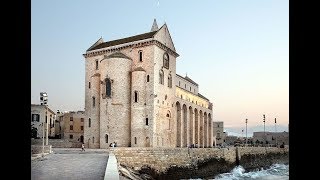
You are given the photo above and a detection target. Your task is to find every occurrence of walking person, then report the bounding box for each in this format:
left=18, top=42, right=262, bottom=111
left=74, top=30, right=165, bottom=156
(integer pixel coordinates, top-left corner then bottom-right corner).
left=81, top=143, right=85, bottom=151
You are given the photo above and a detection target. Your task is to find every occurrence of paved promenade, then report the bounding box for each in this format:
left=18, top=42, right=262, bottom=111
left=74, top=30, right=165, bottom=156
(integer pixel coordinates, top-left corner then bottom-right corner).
left=31, top=148, right=109, bottom=180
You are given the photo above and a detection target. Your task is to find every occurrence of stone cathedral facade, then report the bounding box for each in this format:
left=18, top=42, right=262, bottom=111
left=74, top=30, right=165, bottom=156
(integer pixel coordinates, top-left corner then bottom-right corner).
left=83, top=20, right=213, bottom=149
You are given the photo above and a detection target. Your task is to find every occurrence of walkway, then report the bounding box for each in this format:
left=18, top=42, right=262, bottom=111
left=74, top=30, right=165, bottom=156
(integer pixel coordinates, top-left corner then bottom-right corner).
left=31, top=148, right=109, bottom=180
left=104, top=152, right=120, bottom=180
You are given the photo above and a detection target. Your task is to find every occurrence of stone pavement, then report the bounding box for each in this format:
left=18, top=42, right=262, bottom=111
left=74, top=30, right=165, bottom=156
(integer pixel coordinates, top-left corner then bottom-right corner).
left=31, top=148, right=109, bottom=180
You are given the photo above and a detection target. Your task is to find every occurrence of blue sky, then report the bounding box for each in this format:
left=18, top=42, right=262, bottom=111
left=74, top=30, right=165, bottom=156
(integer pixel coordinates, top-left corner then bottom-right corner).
left=31, top=0, right=289, bottom=135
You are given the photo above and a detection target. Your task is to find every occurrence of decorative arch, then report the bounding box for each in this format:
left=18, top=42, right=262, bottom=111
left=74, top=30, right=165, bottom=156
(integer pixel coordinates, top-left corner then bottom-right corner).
left=182, top=104, right=187, bottom=147
left=194, top=108, right=198, bottom=146
left=199, top=110, right=203, bottom=147
left=189, top=106, right=193, bottom=145
left=208, top=113, right=212, bottom=147
left=204, top=112, right=208, bottom=147
left=176, top=102, right=181, bottom=147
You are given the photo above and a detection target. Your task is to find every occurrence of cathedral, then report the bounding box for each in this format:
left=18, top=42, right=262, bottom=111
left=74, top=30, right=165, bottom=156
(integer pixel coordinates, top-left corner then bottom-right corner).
left=83, top=19, right=213, bottom=148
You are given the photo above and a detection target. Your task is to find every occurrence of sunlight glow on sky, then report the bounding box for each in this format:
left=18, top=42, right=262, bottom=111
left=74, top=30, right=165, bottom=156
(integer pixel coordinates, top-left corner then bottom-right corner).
left=31, top=0, right=289, bottom=133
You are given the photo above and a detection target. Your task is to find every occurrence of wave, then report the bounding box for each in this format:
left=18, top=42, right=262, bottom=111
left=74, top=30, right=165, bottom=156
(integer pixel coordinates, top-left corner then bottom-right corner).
left=213, top=164, right=289, bottom=180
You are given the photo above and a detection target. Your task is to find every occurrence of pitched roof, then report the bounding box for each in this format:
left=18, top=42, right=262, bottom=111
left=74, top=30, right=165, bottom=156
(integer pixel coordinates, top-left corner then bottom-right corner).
left=87, top=31, right=158, bottom=51
left=185, top=75, right=198, bottom=86
left=176, top=74, right=198, bottom=86
left=198, top=93, right=209, bottom=101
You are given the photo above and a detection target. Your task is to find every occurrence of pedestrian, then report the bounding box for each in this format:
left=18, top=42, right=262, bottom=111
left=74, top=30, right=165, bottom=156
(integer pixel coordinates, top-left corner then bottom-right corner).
left=81, top=143, right=85, bottom=151
left=111, top=142, right=115, bottom=148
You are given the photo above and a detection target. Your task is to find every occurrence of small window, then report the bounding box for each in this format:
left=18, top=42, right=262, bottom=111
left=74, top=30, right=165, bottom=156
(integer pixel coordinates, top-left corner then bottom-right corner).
left=81, top=126, right=84, bottom=130
left=70, top=134, right=73, bottom=139
left=166, top=114, right=170, bottom=117
left=134, top=91, right=138, bottom=102
left=139, top=51, right=143, bottom=62
left=81, top=118, right=84, bottom=122
left=106, top=78, right=111, bottom=97
left=168, top=74, right=172, bottom=88
left=92, top=137, right=94, bottom=143
left=89, top=118, right=91, bottom=127
left=194, top=89, right=195, bottom=93
left=147, top=75, right=149, bottom=82
left=180, top=95, right=183, bottom=99
left=45, top=116, right=47, bottom=123
left=159, top=70, right=164, bottom=84
left=190, top=87, right=191, bottom=91
left=32, top=114, right=40, bottom=122
left=105, top=134, right=108, bottom=143
left=185, top=84, right=186, bottom=88
left=70, top=117, right=73, bottom=121
left=179, top=81, right=180, bottom=86
left=134, top=137, right=137, bottom=144
left=70, top=125, right=73, bottom=130
left=95, top=60, right=99, bottom=70
left=163, top=53, right=169, bottom=69
left=146, top=118, right=149, bottom=126
left=89, top=82, right=91, bottom=89
left=92, top=97, right=95, bottom=107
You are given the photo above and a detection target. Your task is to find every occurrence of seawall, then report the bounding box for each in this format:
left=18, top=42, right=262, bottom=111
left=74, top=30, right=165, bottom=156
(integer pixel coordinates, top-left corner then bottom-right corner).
left=112, top=147, right=289, bottom=179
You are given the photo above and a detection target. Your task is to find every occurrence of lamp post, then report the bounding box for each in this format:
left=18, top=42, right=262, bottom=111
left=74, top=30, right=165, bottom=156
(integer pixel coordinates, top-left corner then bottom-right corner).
left=41, top=122, right=44, bottom=157
left=275, top=118, right=277, bottom=146
left=263, top=114, right=266, bottom=146
left=40, top=92, right=48, bottom=155
left=245, top=119, right=248, bottom=146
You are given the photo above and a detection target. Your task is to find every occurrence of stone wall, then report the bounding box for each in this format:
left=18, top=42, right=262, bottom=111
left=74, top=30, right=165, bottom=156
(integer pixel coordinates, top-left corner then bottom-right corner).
left=31, top=145, right=52, bottom=154
left=112, top=147, right=289, bottom=179
left=31, top=139, right=82, bottom=148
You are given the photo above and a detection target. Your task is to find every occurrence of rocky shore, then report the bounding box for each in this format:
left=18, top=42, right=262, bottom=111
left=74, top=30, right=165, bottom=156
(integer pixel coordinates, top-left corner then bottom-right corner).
left=113, top=147, right=289, bottom=180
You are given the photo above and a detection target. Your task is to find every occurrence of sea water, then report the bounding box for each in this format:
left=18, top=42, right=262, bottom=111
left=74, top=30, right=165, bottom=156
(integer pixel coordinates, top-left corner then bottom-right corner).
left=213, top=164, right=289, bottom=180
left=188, top=164, right=289, bottom=180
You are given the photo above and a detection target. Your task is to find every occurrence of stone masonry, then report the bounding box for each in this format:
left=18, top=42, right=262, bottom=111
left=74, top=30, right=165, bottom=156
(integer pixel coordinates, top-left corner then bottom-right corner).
left=83, top=19, right=214, bottom=148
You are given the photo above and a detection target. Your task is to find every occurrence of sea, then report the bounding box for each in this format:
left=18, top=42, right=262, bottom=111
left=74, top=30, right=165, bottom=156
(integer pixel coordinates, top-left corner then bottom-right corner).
left=190, top=164, right=289, bottom=180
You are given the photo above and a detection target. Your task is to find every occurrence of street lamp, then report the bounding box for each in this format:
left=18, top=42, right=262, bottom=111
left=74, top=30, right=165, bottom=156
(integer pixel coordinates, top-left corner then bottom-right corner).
left=263, top=114, right=266, bottom=146
left=275, top=118, right=277, bottom=146
left=40, top=92, right=48, bottom=155
left=245, top=119, right=248, bottom=146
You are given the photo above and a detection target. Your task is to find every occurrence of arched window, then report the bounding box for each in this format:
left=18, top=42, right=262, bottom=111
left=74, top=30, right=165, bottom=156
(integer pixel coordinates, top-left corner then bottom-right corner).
left=139, top=51, right=143, bottom=62
left=147, top=75, right=149, bottom=82
left=106, top=78, right=111, bottom=97
left=92, top=97, right=95, bottom=107
left=159, top=70, right=164, bottom=84
left=168, top=74, right=172, bottom=88
left=134, top=91, right=138, bottom=102
left=146, top=118, right=149, bottom=126
left=88, top=118, right=91, bottom=127
left=163, top=53, right=169, bottom=69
